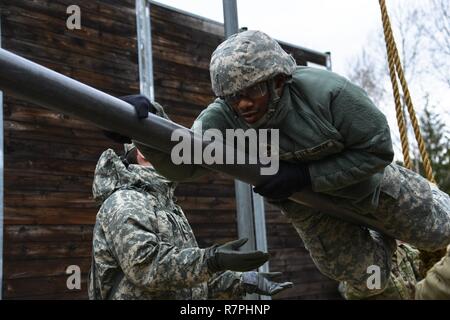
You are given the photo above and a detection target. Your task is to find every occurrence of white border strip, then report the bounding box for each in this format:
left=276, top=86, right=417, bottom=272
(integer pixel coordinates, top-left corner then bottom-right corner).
left=0, top=8, right=4, bottom=300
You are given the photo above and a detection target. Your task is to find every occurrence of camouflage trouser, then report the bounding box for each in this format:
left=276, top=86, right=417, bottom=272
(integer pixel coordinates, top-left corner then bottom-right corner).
left=339, top=243, right=423, bottom=300
left=276, top=164, right=450, bottom=296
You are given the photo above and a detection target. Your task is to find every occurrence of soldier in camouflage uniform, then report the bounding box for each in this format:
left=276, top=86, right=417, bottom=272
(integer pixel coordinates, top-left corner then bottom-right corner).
left=88, top=141, right=293, bottom=300
left=128, top=30, right=450, bottom=299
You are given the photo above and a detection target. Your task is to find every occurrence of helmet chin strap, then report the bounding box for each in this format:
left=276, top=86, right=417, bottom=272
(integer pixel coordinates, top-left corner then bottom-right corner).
left=246, top=79, right=281, bottom=129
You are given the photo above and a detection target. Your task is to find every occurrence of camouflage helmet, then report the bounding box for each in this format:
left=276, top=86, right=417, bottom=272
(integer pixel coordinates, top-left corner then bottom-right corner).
left=210, top=30, right=297, bottom=97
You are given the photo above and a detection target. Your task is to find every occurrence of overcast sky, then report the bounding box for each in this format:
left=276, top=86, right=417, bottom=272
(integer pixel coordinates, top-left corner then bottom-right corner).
left=153, top=0, right=382, bottom=75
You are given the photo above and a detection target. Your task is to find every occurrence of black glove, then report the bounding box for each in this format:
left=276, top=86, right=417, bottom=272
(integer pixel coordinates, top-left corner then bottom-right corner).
left=120, top=94, right=157, bottom=119
left=102, top=95, right=156, bottom=143
left=253, top=161, right=311, bottom=200
left=205, top=238, right=269, bottom=273
left=241, top=271, right=293, bottom=296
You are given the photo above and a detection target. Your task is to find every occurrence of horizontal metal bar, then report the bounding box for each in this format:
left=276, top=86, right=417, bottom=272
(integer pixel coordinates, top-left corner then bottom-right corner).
left=0, top=48, right=393, bottom=237
left=0, top=48, right=263, bottom=180
left=278, top=39, right=330, bottom=61
left=150, top=0, right=224, bottom=29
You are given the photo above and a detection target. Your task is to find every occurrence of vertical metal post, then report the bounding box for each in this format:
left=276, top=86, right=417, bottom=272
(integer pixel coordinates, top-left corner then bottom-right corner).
left=0, top=9, right=4, bottom=300
left=234, top=180, right=256, bottom=257
left=136, top=0, right=155, bottom=102
left=223, top=0, right=239, bottom=38
left=325, top=51, right=332, bottom=71
left=253, top=193, right=271, bottom=300
left=223, top=0, right=255, bottom=252
left=223, top=0, right=269, bottom=300
left=253, top=193, right=268, bottom=263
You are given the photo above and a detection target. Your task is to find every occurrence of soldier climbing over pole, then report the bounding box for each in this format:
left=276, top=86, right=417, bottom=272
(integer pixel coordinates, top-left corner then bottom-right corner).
left=124, top=30, right=450, bottom=299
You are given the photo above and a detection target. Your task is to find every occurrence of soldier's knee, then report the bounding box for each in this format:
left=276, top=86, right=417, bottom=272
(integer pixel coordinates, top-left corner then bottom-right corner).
left=424, top=186, right=450, bottom=251
left=396, top=189, right=450, bottom=252
left=363, top=264, right=391, bottom=294
left=318, top=254, right=391, bottom=289
left=414, top=221, right=450, bottom=252
left=339, top=267, right=392, bottom=299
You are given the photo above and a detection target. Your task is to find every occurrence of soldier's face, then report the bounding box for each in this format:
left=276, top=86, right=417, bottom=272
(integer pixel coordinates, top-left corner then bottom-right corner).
left=227, top=81, right=270, bottom=124
left=225, top=76, right=286, bottom=124
left=232, top=92, right=270, bottom=124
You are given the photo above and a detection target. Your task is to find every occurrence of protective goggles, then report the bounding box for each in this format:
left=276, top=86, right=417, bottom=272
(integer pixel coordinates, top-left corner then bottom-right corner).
left=221, top=81, right=268, bottom=107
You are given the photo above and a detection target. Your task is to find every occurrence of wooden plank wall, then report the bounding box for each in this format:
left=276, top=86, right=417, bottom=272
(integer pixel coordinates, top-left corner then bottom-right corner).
left=1, top=0, right=138, bottom=299
left=1, top=0, right=340, bottom=299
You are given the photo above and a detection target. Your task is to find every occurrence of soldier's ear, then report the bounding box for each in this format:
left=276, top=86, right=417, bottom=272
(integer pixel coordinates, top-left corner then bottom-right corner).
left=136, top=148, right=146, bottom=161
left=136, top=148, right=152, bottom=167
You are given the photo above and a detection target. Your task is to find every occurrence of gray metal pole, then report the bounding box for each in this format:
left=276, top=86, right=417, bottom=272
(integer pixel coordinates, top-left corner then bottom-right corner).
left=253, top=193, right=268, bottom=265
left=0, top=48, right=264, bottom=180
left=223, top=0, right=270, bottom=300
left=252, top=192, right=271, bottom=300
left=223, top=0, right=239, bottom=38
left=0, top=48, right=395, bottom=239
left=222, top=0, right=256, bottom=253
left=222, top=0, right=256, bottom=252
left=136, top=0, right=155, bottom=102
left=234, top=181, right=256, bottom=252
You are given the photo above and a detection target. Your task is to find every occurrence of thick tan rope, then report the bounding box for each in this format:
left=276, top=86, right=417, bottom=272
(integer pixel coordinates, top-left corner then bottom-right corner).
left=379, top=0, right=442, bottom=277
left=379, top=2, right=412, bottom=170
left=379, top=0, right=436, bottom=183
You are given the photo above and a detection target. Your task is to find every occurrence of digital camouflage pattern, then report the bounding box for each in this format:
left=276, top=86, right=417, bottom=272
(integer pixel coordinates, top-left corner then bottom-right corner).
left=88, top=149, right=244, bottom=299
left=210, top=30, right=296, bottom=97
left=416, top=244, right=450, bottom=299
left=276, top=162, right=450, bottom=296
left=373, top=165, right=450, bottom=252
left=339, top=243, right=423, bottom=300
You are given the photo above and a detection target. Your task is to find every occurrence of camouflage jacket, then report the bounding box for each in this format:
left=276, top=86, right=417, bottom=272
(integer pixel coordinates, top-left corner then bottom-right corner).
left=138, top=67, right=394, bottom=211
left=88, top=149, right=243, bottom=300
